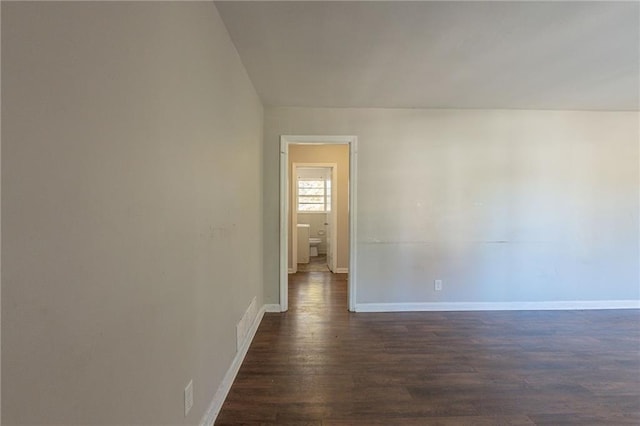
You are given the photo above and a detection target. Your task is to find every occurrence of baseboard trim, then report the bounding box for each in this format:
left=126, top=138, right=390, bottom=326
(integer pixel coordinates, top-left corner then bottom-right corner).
left=288, top=268, right=295, bottom=274
left=200, top=304, right=267, bottom=426
left=334, top=268, right=349, bottom=273
left=355, top=300, right=640, bottom=313
left=264, top=304, right=282, bottom=313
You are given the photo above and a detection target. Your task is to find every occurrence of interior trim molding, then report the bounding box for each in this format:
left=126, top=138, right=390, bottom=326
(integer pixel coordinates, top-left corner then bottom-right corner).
left=200, top=303, right=267, bottom=426
left=264, top=304, right=282, bottom=313
left=288, top=268, right=295, bottom=274
left=280, top=135, right=358, bottom=312
left=355, top=300, right=640, bottom=312
left=334, top=268, right=349, bottom=273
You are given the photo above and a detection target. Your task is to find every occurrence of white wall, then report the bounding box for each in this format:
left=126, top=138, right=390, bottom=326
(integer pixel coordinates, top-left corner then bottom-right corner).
left=2, top=2, right=263, bottom=424
left=264, top=107, right=639, bottom=306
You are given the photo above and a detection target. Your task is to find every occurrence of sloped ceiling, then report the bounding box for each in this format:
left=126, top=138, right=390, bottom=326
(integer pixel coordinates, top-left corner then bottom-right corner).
left=215, top=1, right=639, bottom=110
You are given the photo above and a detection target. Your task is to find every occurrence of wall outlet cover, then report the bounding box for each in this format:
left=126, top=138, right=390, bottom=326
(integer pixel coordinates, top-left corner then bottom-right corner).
left=435, top=280, right=443, bottom=291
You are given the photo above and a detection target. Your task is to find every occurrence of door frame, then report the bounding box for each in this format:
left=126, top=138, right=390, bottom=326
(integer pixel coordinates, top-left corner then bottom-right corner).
left=291, top=163, right=338, bottom=273
left=280, top=135, right=358, bottom=312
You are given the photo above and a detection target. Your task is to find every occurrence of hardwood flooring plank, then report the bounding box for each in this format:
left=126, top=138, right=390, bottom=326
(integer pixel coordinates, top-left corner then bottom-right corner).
left=323, top=415, right=536, bottom=426
left=215, top=270, right=640, bottom=424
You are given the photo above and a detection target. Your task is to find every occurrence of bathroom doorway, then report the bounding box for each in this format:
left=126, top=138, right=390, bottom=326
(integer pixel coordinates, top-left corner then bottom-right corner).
left=292, top=165, right=336, bottom=273
left=279, top=136, right=358, bottom=312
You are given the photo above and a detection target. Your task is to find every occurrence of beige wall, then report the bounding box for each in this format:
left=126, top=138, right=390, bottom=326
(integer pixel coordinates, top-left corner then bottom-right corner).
left=289, top=145, right=350, bottom=271
left=264, top=107, right=639, bottom=306
left=2, top=2, right=263, bottom=424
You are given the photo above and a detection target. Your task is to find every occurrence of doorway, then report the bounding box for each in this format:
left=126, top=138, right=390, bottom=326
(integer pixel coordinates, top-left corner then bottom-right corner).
left=279, top=135, right=358, bottom=312
left=291, top=165, right=336, bottom=273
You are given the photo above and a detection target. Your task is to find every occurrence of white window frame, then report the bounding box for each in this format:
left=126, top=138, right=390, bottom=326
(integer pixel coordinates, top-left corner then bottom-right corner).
left=296, top=174, right=331, bottom=213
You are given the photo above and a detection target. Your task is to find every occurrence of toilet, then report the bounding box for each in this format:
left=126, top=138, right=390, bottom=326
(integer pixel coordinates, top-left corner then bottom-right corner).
left=309, top=238, right=322, bottom=257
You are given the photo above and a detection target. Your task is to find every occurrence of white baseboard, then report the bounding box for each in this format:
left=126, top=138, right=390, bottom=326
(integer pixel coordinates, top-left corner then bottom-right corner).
left=288, top=268, right=295, bottom=274
left=200, top=303, right=269, bottom=426
left=334, top=268, right=349, bottom=273
left=264, top=304, right=282, bottom=312
left=355, top=300, right=640, bottom=313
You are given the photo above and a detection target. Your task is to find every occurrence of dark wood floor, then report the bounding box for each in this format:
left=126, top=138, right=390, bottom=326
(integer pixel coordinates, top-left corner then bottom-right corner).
left=216, top=271, right=640, bottom=425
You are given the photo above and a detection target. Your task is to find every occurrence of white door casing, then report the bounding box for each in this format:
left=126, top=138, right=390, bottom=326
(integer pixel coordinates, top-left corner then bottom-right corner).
left=325, top=166, right=338, bottom=272
left=279, top=135, right=357, bottom=312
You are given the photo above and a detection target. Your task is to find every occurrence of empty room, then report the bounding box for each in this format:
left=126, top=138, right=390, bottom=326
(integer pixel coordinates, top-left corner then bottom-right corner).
left=2, top=1, right=639, bottom=425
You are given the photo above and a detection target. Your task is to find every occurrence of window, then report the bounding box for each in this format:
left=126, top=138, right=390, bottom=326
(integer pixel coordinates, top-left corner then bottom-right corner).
left=297, top=177, right=331, bottom=212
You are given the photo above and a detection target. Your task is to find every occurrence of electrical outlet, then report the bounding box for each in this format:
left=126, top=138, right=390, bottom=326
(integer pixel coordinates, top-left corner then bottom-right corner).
left=184, top=379, right=194, bottom=416
left=434, top=279, right=443, bottom=291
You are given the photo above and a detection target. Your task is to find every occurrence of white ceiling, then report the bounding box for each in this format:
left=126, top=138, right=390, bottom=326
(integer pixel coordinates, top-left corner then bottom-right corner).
left=215, top=1, right=639, bottom=110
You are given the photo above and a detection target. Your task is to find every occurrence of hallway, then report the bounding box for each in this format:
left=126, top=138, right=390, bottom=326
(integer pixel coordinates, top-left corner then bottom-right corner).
left=216, top=271, right=640, bottom=425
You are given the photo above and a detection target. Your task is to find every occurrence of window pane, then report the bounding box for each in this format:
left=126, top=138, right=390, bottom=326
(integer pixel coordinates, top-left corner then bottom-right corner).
left=299, top=196, right=324, bottom=204
left=298, top=180, right=325, bottom=189
left=297, top=177, right=329, bottom=212
left=298, top=204, right=324, bottom=212
left=298, top=188, right=324, bottom=196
